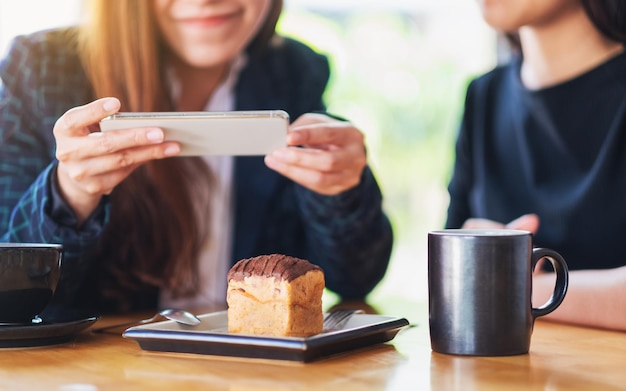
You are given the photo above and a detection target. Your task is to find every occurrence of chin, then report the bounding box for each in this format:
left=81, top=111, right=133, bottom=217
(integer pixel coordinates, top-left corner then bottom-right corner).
left=180, top=46, right=242, bottom=69
left=483, top=14, right=523, bottom=32
left=479, top=3, right=527, bottom=32
left=187, top=58, right=230, bottom=69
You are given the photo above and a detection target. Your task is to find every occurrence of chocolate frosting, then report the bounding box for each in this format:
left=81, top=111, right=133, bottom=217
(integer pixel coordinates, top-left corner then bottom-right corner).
left=228, top=254, right=322, bottom=282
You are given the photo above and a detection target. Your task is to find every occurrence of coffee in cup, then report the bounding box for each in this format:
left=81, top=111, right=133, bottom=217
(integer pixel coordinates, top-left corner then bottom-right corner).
left=0, top=243, right=62, bottom=324
left=428, top=229, right=568, bottom=356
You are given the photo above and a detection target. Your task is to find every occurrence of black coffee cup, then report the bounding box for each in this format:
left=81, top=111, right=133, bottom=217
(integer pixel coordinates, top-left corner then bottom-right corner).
left=428, top=229, right=568, bottom=356
left=0, top=243, right=62, bottom=324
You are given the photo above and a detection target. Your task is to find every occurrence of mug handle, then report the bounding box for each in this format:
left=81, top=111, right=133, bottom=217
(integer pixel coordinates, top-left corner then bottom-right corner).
left=531, top=248, right=569, bottom=318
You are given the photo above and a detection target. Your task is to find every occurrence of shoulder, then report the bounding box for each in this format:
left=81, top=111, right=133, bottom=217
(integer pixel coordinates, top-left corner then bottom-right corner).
left=466, top=62, right=513, bottom=99
left=267, top=36, right=329, bottom=75
left=465, top=57, right=519, bottom=105
left=0, top=28, right=81, bottom=78
left=456, top=60, right=518, bottom=147
left=238, top=36, right=330, bottom=115
left=0, top=28, right=89, bottom=121
left=254, top=35, right=328, bottom=65
left=248, top=36, right=329, bottom=86
left=1, top=27, right=84, bottom=94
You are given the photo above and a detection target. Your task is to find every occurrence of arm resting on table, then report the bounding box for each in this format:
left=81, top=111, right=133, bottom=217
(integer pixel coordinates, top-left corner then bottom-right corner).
left=533, top=265, right=626, bottom=331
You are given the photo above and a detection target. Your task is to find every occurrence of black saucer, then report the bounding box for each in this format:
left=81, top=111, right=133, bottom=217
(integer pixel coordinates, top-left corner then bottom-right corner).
left=0, top=307, right=99, bottom=348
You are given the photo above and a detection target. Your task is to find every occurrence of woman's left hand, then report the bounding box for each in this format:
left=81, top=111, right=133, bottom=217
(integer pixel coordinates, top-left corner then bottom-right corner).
left=462, top=213, right=540, bottom=234
left=264, top=113, right=367, bottom=195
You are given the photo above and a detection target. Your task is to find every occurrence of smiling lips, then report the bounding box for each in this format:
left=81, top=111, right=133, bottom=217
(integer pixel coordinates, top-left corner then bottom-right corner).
left=177, top=11, right=239, bottom=28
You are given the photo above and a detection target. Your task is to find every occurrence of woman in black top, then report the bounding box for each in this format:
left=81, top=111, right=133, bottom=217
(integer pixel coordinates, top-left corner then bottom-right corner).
left=446, top=0, right=626, bottom=330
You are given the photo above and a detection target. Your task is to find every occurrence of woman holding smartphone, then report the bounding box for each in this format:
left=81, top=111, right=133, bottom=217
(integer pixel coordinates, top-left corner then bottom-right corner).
left=446, top=0, right=626, bottom=330
left=0, top=0, right=392, bottom=313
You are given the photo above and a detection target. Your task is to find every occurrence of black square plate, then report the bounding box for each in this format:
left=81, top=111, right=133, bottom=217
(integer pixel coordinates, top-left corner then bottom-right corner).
left=123, top=311, right=409, bottom=362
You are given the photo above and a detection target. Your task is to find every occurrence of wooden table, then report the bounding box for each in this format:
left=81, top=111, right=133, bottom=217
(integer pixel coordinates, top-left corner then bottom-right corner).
left=1, top=302, right=625, bottom=391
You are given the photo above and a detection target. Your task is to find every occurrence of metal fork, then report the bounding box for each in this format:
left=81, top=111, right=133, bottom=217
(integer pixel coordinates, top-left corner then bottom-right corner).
left=323, top=308, right=364, bottom=331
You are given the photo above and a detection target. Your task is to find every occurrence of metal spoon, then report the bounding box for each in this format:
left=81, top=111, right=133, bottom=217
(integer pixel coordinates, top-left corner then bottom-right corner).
left=92, top=308, right=200, bottom=334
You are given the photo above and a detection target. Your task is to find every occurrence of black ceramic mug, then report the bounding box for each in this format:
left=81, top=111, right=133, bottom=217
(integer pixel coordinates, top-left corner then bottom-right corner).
left=428, top=229, right=568, bottom=356
left=0, top=243, right=62, bottom=324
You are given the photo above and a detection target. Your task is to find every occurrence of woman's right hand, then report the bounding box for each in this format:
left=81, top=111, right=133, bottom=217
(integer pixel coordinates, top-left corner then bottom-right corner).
left=53, top=97, right=180, bottom=226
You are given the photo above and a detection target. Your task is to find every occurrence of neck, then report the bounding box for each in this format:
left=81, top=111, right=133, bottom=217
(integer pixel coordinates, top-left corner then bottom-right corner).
left=519, top=6, right=624, bottom=89
left=170, top=58, right=229, bottom=111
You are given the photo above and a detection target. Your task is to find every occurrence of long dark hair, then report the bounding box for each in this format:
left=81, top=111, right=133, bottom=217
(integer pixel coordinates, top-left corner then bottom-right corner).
left=78, top=0, right=283, bottom=311
left=506, top=0, right=626, bottom=52
left=582, top=0, right=626, bottom=44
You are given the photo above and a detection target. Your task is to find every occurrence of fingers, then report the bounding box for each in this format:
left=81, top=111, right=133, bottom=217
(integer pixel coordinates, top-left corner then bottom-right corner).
left=57, top=127, right=177, bottom=162
left=55, top=96, right=177, bottom=161
left=52, top=98, right=182, bottom=223
left=287, top=114, right=364, bottom=148
left=67, top=165, right=136, bottom=197
left=54, top=97, right=120, bottom=138
left=461, top=214, right=541, bottom=234
left=266, top=114, right=368, bottom=195
left=57, top=138, right=180, bottom=199
left=62, top=142, right=180, bottom=186
left=289, top=112, right=334, bottom=127
left=265, top=148, right=362, bottom=195
left=462, top=218, right=506, bottom=229
left=268, top=145, right=363, bottom=172
left=505, top=213, right=540, bottom=233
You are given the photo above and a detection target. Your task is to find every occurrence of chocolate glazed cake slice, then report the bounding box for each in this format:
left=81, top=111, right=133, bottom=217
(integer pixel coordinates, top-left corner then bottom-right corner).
left=226, top=254, right=325, bottom=337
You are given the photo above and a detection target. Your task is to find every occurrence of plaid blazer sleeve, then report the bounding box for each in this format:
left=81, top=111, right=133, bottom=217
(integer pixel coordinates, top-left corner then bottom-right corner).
left=0, top=32, right=105, bottom=263
left=295, top=166, right=393, bottom=299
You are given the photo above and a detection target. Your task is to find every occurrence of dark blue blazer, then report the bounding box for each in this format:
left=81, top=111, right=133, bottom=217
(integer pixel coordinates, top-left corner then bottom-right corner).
left=0, top=29, right=392, bottom=311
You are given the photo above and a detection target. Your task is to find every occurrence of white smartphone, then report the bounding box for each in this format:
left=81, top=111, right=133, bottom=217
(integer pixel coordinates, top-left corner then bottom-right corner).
left=99, top=110, right=289, bottom=156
